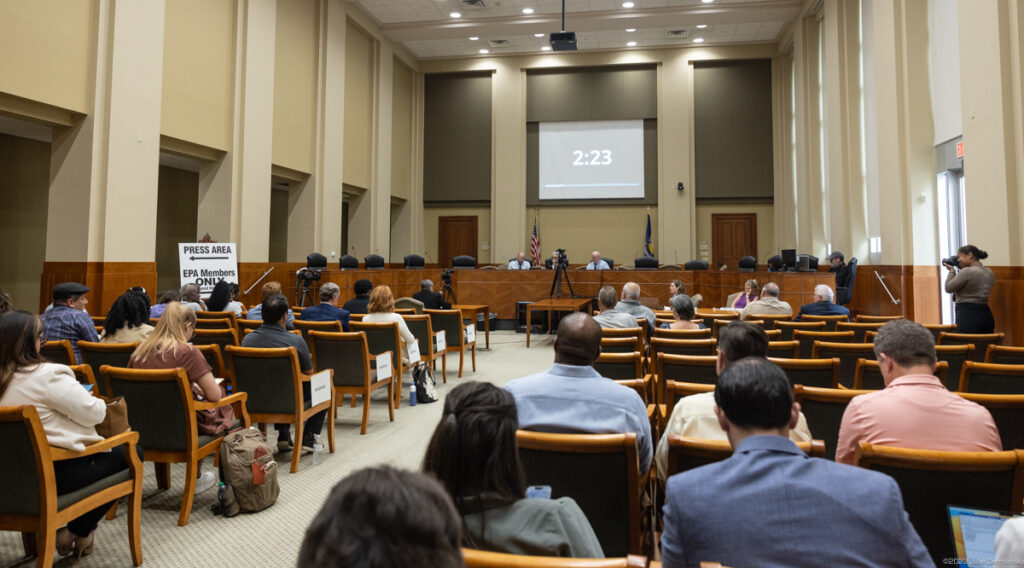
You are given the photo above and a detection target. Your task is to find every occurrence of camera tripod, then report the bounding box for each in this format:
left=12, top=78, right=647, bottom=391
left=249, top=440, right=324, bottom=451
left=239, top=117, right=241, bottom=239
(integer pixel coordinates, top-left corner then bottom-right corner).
left=549, top=262, right=577, bottom=298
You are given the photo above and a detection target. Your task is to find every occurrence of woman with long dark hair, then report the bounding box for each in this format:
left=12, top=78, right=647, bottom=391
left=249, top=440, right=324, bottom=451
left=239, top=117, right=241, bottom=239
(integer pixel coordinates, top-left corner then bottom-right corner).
left=944, top=244, right=996, bottom=333
left=0, top=311, right=134, bottom=558
left=205, top=280, right=236, bottom=315
left=100, top=290, right=154, bottom=343
left=422, top=381, right=602, bottom=557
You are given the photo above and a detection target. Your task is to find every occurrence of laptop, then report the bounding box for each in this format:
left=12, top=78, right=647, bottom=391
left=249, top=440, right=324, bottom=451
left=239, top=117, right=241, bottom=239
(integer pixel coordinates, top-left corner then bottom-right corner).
left=948, top=505, right=1017, bottom=566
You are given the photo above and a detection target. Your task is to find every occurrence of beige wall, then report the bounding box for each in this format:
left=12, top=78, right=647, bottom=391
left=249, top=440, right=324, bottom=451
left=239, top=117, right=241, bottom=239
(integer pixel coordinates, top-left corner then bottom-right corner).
left=0, top=133, right=50, bottom=310
left=523, top=206, right=659, bottom=268
left=272, top=0, right=318, bottom=173
left=155, top=166, right=199, bottom=292
left=391, top=60, right=413, bottom=201
left=0, top=0, right=95, bottom=114
left=343, top=20, right=375, bottom=189
left=424, top=206, right=492, bottom=264
left=161, top=0, right=234, bottom=150
left=694, top=202, right=775, bottom=266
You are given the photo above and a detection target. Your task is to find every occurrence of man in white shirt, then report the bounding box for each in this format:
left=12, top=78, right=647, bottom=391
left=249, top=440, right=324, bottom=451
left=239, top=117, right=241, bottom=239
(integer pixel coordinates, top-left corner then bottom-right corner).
left=586, top=251, right=610, bottom=270
left=507, top=252, right=531, bottom=270
left=739, top=282, right=793, bottom=320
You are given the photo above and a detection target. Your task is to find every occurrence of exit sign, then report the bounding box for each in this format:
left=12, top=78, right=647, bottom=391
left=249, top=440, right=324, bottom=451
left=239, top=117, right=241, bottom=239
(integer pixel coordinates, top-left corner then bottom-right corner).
left=956, top=141, right=964, bottom=158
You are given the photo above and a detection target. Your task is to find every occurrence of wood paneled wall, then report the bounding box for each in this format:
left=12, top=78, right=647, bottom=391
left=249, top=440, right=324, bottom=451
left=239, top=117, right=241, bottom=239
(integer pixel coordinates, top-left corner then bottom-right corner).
left=39, top=262, right=158, bottom=315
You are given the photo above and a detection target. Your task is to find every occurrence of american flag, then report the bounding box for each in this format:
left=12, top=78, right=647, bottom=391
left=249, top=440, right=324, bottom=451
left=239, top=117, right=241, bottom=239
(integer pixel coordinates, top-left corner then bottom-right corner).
left=530, top=218, right=541, bottom=265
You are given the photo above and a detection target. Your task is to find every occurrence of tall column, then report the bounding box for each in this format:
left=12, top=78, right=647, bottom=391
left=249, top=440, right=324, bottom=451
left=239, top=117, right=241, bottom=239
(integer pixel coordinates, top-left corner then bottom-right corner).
left=314, top=0, right=346, bottom=262
left=659, top=52, right=695, bottom=261
left=490, top=63, right=525, bottom=265
left=43, top=0, right=165, bottom=312
left=371, top=42, right=394, bottom=258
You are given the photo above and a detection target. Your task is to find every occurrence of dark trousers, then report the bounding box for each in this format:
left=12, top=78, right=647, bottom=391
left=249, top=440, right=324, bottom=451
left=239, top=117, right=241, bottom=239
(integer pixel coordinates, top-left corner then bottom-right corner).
left=274, top=382, right=327, bottom=441
left=53, top=445, right=142, bottom=537
left=955, top=302, right=995, bottom=334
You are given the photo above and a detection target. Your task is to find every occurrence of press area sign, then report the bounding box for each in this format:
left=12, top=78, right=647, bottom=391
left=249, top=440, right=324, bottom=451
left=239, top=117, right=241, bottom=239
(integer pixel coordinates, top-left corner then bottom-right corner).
left=179, top=243, right=239, bottom=294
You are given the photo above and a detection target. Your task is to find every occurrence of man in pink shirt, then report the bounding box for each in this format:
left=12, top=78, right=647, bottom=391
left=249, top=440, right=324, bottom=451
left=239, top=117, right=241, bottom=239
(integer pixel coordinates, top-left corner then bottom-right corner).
left=836, top=319, right=1001, bottom=464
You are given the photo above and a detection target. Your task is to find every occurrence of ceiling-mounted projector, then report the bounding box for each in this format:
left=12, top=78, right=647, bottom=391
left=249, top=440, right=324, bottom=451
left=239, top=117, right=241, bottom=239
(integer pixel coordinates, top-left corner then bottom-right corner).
left=549, top=31, right=577, bottom=51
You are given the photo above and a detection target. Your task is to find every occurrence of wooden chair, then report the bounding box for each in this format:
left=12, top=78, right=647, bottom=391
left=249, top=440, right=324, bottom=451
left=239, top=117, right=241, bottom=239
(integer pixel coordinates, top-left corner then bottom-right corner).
left=462, top=548, right=647, bottom=568
left=101, top=365, right=250, bottom=525
left=594, top=352, right=644, bottom=381
left=853, top=358, right=948, bottom=390
left=90, top=315, right=105, bottom=326
left=751, top=313, right=794, bottom=330
left=698, top=312, right=738, bottom=335
left=601, top=327, right=647, bottom=353
left=665, top=435, right=826, bottom=480
left=855, top=314, right=903, bottom=323
left=293, top=319, right=343, bottom=349
left=194, top=344, right=230, bottom=385
left=194, top=317, right=233, bottom=330
left=351, top=321, right=408, bottom=407
left=191, top=329, right=240, bottom=375
left=766, top=340, right=799, bottom=358
left=792, top=330, right=853, bottom=359
left=864, top=330, right=878, bottom=343
left=309, top=331, right=394, bottom=435
left=986, top=345, right=1024, bottom=366
left=656, top=354, right=719, bottom=425
left=775, top=320, right=825, bottom=341
left=957, top=392, right=1024, bottom=451
left=0, top=405, right=144, bottom=567
left=853, top=443, right=1024, bottom=564
left=763, top=329, right=781, bottom=340
left=394, top=297, right=424, bottom=314
left=958, top=361, right=1024, bottom=394
left=77, top=340, right=139, bottom=395
left=615, top=379, right=649, bottom=405
left=39, top=340, right=75, bottom=365
left=196, top=310, right=239, bottom=329
left=811, top=341, right=876, bottom=387
left=650, top=338, right=716, bottom=358
left=653, top=327, right=711, bottom=340
left=714, top=318, right=761, bottom=338
left=404, top=314, right=447, bottom=381
left=516, top=431, right=646, bottom=557
left=424, top=309, right=477, bottom=379
left=393, top=307, right=416, bottom=315
left=800, top=314, right=848, bottom=331
left=936, top=344, right=975, bottom=391
left=923, top=324, right=957, bottom=342
left=68, top=364, right=99, bottom=391
left=224, top=346, right=334, bottom=473
left=601, top=336, right=641, bottom=354
left=836, top=321, right=884, bottom=343
left=237, top=318, right=263, bottom=334
left=938, top=332, right=1005, bottom=362
left=769, top=357, right=840, bottom=389
left=792, top=385, right=873, bottom=461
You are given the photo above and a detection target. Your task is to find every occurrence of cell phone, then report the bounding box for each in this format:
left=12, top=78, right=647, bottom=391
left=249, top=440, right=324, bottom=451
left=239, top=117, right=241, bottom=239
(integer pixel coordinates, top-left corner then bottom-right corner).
left=82, top=384, right=94, bottom=392
left=526, top=485, right=552, bottom=499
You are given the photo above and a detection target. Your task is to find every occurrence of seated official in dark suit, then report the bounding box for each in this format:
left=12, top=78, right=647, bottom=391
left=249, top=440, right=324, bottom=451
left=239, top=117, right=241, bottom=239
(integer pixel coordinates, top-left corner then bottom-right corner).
left=413, top=279, right=450, bottom=310
left=661, top=357, right=930, bottom=567
left=795, top=284, right=850, bottom=321
left=298, top=282, right=351, bottom=331
left=342, top=278, right=373, bottom=314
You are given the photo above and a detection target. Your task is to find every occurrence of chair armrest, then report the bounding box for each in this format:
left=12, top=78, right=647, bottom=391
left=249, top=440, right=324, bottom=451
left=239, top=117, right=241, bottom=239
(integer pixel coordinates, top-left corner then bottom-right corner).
left=300, top=369, right=335, bottom=383
left=51, top=430, right=140, bottom=461
left=194, top=391, right=248, bottom=410
left=369, top=350, right=395, bottom=366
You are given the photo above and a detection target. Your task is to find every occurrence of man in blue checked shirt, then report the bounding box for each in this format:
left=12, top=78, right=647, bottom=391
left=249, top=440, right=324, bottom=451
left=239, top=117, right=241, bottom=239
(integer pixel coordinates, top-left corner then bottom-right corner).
left=40, top=282, right=99, bottom=363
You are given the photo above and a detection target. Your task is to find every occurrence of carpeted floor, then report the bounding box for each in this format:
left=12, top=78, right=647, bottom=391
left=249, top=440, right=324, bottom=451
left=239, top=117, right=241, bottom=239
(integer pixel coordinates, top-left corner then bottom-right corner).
left=0, top=330, right=560, bottom=568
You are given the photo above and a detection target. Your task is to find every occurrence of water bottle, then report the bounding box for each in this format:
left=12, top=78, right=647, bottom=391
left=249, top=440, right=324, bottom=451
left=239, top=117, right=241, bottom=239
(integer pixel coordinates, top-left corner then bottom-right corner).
left=217, top=482, right=227, bottom=504
left=409, top=382, right=417, bottom=406
left=312, top=434, right=325, bottom=466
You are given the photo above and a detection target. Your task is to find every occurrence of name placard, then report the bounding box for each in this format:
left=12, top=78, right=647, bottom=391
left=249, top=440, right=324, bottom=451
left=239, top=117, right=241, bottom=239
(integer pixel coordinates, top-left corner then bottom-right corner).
left=436, top=330, right=446, bottom=352
left=376, top=353, right=393, bottom=381
left=310, top=370, right=331, bottom=407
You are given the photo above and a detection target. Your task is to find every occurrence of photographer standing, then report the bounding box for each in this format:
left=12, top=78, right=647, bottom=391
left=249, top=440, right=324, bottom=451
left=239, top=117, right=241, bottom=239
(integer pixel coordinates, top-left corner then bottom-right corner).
left=944, top=244, right=996, bottom=333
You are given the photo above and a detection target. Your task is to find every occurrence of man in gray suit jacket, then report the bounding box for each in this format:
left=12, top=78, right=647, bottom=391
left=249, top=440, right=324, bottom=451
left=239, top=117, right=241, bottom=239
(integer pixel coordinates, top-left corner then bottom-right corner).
left=660, top=357, right=931, bottom=568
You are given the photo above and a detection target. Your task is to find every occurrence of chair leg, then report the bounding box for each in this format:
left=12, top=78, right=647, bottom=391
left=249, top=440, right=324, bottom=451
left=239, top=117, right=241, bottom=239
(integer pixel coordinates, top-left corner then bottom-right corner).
left=290, top=418, right=303, bottom=473
left=155, top=462, right=171, bottom=490
left=327, top=402, right=335, bottom=453
left=394, top=371, right=403, bottom=410
left=178, top=460, right=199, bottom=526
left=21, top=532, right=36, bottom=558
left=471, top=344, right=476, bottom=371
left=350, top=394, right=357, bottom=408
left=129, top=480, right=143, bottom=566
left=34, top=530, right=54, bottom=568
left=458, top=348, right=464, bottom=378
left=360, top=388, right=371, bottom=435
left=386, top=380, right=395, bottom=422
left=105, top=499, right=119, bottom=520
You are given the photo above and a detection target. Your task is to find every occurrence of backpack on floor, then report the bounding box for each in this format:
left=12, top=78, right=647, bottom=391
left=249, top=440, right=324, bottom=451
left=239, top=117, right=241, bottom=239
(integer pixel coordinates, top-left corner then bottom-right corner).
left=412, top=364, right=439, bottom=403
left=218, top=427, right=278, bottom=514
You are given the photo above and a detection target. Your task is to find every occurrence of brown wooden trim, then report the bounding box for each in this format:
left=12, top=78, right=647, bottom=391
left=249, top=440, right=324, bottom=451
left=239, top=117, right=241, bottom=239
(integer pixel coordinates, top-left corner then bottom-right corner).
left=40, top=262, right=157, bottom=314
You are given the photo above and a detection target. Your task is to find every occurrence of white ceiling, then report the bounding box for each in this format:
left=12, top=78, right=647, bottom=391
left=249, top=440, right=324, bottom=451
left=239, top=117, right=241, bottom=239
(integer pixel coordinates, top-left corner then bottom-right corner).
left=353, top=0, right=801, bottom=59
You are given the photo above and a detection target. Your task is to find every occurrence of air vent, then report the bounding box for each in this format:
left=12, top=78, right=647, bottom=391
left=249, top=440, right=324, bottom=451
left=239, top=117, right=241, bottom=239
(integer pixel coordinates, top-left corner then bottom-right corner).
left=460, top=0, right=486, bottom=7
left=488, top=39, right=511, bottom=48
left=666, top=29, right=689, bottom=39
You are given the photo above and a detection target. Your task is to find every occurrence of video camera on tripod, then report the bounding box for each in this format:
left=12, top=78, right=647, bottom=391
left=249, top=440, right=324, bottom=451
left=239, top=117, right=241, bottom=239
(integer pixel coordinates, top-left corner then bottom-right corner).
left=555, top=248, right=569, bottom=269
left=295, top=252, right=328, bottom=306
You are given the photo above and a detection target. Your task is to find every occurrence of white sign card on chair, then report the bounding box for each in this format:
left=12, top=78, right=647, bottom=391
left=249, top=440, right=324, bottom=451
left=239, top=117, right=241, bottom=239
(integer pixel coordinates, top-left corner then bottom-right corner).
left=406, top=339, right=421, bottom=363
left=436, top=330, right=446, bottom=352
left=375, top=353, right=393, bottom=382
left=309, top=370, right=331, bottom=407
left=465, top=323, right=476, bottom=344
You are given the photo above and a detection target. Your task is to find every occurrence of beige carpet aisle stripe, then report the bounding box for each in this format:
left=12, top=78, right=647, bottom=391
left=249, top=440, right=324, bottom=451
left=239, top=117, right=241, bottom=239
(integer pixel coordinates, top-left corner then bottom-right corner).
left=0, top=331, right=558, bottom=568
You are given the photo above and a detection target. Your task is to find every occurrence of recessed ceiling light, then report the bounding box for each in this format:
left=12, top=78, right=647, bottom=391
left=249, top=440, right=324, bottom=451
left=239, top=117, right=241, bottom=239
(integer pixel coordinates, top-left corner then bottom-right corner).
left=450, top=11, right=461, bottom=18
left=701, top=0, right=714, bottom=3
left=622, top=1, right=635, bottom=7
left=692, top=37, right=705, bottom=43
left=522, top=7, right=534, bottom=14
left=627, top=41, right=637, bottom=47
left=696, top=24, right=708, bottom=29
left=626, top=28, right=636, bottom=32
left=541, top=46, right=552, bottom=51
left=469, top=36, right=479, bottom=40
left=479, top=49, right=489, bottom=54
left=534, top=33, right=545, bottom=37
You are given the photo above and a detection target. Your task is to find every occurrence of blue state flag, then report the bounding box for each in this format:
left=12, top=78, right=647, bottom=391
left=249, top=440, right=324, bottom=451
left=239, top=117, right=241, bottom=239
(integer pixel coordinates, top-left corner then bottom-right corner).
left=644, top=213, right=655, bottom=258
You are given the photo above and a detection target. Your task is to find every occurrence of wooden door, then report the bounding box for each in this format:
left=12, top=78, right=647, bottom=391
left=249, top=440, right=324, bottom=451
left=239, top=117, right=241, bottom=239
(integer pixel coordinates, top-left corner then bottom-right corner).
left=712, top=214, right=757, bottom=270
left=438, top=216, right=478, bottom=267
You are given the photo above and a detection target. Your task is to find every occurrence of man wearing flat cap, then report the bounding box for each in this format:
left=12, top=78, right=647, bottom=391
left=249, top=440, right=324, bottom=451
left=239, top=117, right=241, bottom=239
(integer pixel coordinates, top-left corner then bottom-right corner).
left=829, top=251, right=852, bottom=305
left=40, top=282, right=99, bottom=363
